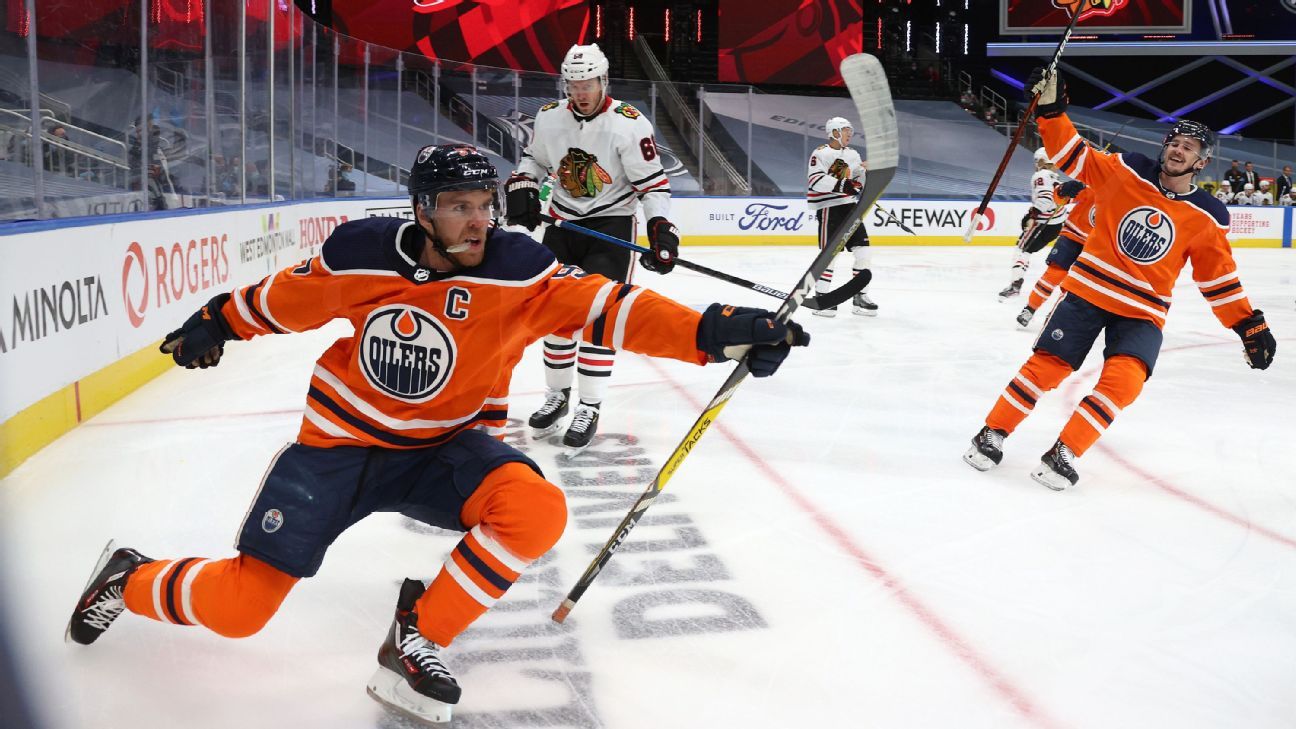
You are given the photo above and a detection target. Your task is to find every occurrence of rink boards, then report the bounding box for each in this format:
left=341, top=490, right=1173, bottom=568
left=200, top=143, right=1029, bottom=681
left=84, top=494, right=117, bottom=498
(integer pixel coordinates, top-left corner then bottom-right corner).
left=0, top=196, right=1290, bottom=477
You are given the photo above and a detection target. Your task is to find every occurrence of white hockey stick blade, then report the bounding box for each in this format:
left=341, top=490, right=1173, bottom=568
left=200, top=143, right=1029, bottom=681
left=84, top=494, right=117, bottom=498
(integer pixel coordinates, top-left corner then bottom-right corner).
left=840, top=54, right=899, bottom=174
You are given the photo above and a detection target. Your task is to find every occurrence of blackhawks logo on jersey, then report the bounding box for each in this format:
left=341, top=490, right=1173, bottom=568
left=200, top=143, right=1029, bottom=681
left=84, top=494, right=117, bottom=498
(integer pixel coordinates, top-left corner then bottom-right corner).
left=540, top=101, right=560, bottom=112
left=557, top=147, right=614, bottom=198
left=613, top=102, right=641, bottom=120
left=827, top=158, right=851, bottom=180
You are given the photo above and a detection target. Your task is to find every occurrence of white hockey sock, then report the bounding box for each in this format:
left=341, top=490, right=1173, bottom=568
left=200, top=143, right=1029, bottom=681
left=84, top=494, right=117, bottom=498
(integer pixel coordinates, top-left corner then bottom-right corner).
left=576, top=344, right=615, bottom=404
left=542, top=336, right=577, bottom=392
left=852, top=245, right=872, bottom=271
left=815, top=267, right=834, bottom=295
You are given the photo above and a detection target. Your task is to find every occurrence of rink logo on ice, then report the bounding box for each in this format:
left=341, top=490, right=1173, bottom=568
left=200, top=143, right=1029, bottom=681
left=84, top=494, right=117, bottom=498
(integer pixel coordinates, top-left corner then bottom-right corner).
left=1117, top=207, right=1175, bottom=264
left=261, top=508, right=284, bottom=533
left=360, top=305, right=457, bottom=402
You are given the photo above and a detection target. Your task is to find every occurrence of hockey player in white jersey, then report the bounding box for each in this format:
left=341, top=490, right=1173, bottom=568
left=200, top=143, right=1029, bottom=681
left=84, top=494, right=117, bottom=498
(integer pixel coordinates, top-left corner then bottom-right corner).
left=807, top=116, right=876, bottom=317
left=1215, top=179, right=1233, bottom=203
left=1233, top=182, right=1256, bottom=205
left=504, top=42, right=680, bottom=449
left=1254, top=179, right=1274, bottom=205
left=998, top=148, right=1076, bottom=302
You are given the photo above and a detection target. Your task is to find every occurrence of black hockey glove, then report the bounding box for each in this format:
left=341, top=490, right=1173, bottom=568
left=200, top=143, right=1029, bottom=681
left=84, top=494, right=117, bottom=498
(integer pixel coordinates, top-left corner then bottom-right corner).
left=641, top=216, right=680, bottom=274
left=837, top=178, right=863, bottom=195
left=504, top=173, right=541, bottom=231
left=1058, top=179, right=1085, bottom=198
left=1232, top=310, right=1275, bottom=370
left=1026, top=67, right=1068, bottom=119
left=697, top=303, right=810, bottom=378
left=160, top=293, right=238, bottom=369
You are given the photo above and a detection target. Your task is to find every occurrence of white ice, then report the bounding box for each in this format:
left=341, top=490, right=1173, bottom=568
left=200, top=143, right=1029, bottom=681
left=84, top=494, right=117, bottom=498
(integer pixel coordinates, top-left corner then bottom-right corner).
left=2, top=245, right=1295, bottom=729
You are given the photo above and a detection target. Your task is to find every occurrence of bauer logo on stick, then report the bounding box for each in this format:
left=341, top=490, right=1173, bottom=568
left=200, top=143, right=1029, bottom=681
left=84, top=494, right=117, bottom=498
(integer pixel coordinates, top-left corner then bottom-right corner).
left=1117, top=207, right=1175, bottom=264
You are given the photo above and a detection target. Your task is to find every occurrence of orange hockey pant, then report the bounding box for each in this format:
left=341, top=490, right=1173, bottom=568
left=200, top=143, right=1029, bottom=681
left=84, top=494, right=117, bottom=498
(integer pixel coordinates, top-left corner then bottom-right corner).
left=986, top=352, right=1146, bottom=456
left=123, top=462, right=566, bottom=645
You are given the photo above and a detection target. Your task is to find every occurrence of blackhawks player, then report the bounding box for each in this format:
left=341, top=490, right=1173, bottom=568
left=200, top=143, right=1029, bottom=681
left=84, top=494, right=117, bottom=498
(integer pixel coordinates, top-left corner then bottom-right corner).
left=998, top=148, right=1081, bottom=302
left=505, top=42, right=680, bottom=449
left=806, top=116, right=877, bottom=317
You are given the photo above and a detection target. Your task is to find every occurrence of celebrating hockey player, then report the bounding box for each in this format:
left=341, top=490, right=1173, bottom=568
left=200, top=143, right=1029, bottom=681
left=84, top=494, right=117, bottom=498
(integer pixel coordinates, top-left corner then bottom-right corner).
left=1015, top=180, right=1092, bottom=328
left=964, top=69, right=1275, bottom=490
left=504, top=42, right=680, bottom=448
left=807, top=116, right=877, bottom=317
left=998, top=147, right=1078, bottom=302
left=66, top=144, right=808, bottom=724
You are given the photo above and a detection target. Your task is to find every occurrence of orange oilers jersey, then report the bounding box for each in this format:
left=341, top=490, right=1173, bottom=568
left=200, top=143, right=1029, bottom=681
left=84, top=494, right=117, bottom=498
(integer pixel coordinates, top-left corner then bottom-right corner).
left=1061, top=185, right=1096, bottom=245
left=1039, top=113, right=1253, bottom=330
left=219, top=217, right=707, bottom=449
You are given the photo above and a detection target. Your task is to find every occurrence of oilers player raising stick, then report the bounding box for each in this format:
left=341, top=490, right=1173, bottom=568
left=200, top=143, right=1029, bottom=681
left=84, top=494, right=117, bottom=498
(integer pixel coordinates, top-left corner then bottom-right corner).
left=807, top=116, right=877, bottom=317
left=505, top=43, right=680, bottom=449
left=66, top=144, right=808, bottom=725
left=964, top=68, right=1276, bottom=491
left=999, top=147, right=1082, bottom=302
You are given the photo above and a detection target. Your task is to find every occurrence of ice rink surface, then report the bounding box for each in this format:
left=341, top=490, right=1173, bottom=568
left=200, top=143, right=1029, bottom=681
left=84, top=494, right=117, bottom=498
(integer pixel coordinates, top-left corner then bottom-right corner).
left=2, top=245, right=1294, bottom=729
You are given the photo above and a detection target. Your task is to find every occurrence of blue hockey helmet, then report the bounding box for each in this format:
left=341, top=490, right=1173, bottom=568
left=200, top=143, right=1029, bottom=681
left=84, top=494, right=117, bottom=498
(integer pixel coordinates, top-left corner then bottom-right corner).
left=408, top=144, right=498, bottom=210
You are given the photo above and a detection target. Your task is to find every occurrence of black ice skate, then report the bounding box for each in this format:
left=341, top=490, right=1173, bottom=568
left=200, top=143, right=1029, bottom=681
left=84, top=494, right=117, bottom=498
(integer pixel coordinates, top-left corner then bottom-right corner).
left=66, top=540, right=153, bottom=645
left=528, top=387, right=570, bottom=437
left=1016, top=305, right=1035, bottom=328
left=998, top=279, right=1023, bottom=302
left=563, top=402, right=601, bottom=450
left=852, top=292, right=879, bottom=317
left=1030, top=440, right=1079, bottom=491
left=963, top=426, right=1007, bottom=472
left=366, top=578, right=460, bottom=724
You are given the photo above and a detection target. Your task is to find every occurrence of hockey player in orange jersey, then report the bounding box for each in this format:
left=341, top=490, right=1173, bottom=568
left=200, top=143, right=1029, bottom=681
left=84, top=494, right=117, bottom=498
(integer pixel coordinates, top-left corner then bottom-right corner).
left=964, top=68, right=1276, bottom=491
left=65, top=144, right=809, bottom=723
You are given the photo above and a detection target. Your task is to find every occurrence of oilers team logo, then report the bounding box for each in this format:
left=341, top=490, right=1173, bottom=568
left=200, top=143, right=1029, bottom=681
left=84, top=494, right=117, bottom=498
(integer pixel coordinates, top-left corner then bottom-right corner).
left=360, top=305, right=457, bottom=402
left=261, top=509, right=284, bottom=533
left=1116, top=206, right=1175, bottom=264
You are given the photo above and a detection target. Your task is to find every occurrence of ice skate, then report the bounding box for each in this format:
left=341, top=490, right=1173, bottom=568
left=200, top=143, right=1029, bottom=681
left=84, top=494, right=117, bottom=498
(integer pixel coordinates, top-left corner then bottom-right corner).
left=563, top=402, right=601, bottom=450
left=852, top=292, right=879, bottom=317
left=812, top=304, right=837, bottom=318
left=66, top=540, right=153, bottom=645
left=1016, top=305, right=1035, bottom=328
left=528, top=387, right=570, bottom=438
left=963, top=426, right=1006, bottom=472
left=1030, top=440, right=1079, bottom=491
left=998, top=278, right=1023, bottom=302
left=367, top=578, right=460, bottom=724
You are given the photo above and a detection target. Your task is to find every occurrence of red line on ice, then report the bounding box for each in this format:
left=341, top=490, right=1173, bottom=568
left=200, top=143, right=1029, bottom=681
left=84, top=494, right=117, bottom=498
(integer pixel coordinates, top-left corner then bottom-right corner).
left=644, top=357, right=1065, bottom=729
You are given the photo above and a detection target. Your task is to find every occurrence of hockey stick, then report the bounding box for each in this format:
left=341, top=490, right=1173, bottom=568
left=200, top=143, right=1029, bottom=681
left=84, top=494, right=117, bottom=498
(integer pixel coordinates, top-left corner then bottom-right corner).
left=961, top=2, right=1089, bottom=243
left=539, top=215, right=869, bottom=310
left=875, top=204, right=916, bottom=235
left=552, top=53, right=898, bottom=624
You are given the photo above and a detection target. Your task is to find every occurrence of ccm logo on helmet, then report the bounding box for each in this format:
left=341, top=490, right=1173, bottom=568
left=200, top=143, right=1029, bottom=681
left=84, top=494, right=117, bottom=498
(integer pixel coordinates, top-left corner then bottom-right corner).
left=360, top=305, right=457, bottom=402
left=1117, top=206, right=1175, bottom=264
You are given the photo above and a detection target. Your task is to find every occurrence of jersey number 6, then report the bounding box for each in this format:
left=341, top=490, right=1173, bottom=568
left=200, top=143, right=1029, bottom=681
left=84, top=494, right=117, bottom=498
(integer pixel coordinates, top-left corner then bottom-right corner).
left=639, top=137, right=657, bottom=161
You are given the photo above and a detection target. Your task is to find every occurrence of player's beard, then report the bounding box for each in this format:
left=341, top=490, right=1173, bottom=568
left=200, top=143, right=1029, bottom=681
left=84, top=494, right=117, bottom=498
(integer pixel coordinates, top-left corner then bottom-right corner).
left=418, top=220, right=472, bottom=270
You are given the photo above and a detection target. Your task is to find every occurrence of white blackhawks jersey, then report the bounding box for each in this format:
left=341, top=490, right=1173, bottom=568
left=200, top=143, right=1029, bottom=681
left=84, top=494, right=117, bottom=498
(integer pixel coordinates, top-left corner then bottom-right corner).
left=1029, top=169, right=1069, bottom=224
left=516, top=96, right=670, bottom=221
left=806, top=143, right=865, bottom=212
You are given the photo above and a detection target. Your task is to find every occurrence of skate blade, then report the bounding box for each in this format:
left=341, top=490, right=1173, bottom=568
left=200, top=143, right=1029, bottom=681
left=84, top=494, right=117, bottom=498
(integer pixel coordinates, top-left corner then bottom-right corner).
left=65, top=538, right=117, bottom=644
left=962, top=448, right=996, bottom=472
left=366, top=666, right=454, bottom=724
left=1029, top=465, right=1071, bottom=491
left=851, top=308, right=878, bottom=317
left=811, top=309, right=837, bottom=318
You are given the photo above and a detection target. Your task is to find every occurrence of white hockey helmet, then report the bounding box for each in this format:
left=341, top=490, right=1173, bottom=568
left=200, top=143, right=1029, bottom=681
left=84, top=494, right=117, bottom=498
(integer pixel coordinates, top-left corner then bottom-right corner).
left=1034, top=147, right=1049, bottom=163
left=826, top=116, right=853, bottom=139
left=1259, top=179, right=1270, bottom=188
left=1220, top=179, right=1231, bottom=187
left=1243, top=182, right=1255, bottom=191
left=561, top=43, right=609, bottom=83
